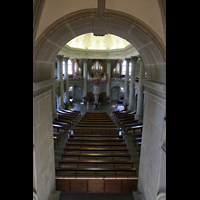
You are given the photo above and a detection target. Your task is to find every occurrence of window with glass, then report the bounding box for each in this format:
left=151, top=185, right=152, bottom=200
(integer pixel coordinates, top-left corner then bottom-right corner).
left=121, top=60, right=126, bottom=75
left=68, top=60, right=73, bottom=75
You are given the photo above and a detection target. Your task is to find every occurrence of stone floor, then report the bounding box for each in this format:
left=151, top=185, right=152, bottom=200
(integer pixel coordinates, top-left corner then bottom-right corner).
left=54, top=100, right=141, bottom=199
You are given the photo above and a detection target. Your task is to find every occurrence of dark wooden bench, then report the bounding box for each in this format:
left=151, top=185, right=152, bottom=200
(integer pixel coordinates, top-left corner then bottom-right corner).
left=75, top=124, right=118, bottom=128
left=120, top=119, right=138, bottom=125
left=54, top=136, right=58, bottom=149
left=63, top=147, right=129, bottom=153
left=73, top=127, right=120, bottom=135
left=132, top=132, right=142, bottom=143
left=80, top=119, right=113, bottom=122
left=53, top=124, right=66, bottom=133
left=55, top=167, right=136, bottom=176
left=124, top=122, right=143, bottom=133
left=126, top=125, right=143, bottom=133
left=69, top=134, right=123, bottom=139
left=57, top=113, right=76, bottom=122
left=61, top=153, right=131, bottom=159
left=78, top=121, right=115, bottom=125
left=61, top=109, right=81, bottom=115
left=134, top=138, right=142, bottom=147
left=53, top=132, right=60, bottom=141
left=67, top=138, right=125, bottom=143
left=66, top=142, right=126, bottom=146
left=59, top=159, right=134, bottom=167
left=53, top=121, right=70, bottom=130
left=54, top=118, right=73, bottom=125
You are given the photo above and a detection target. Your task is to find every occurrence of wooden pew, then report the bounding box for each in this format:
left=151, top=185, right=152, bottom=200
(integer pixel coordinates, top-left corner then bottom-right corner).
left=55, top=167, right=136, bottom=176
left=67, top=138, right=125, bottom=143
left=134, top=138, right=142, bottom=147
left=57, top=113, right=76, bottom=122
left=73, top=127, right=120, bottom=135
left=53, top=124, right=66, bottom=133
left=75, top=124, right=118, bottom=128
left=53, top=132, right=60, bottom=141
left=65, top=142, right=127, bottom=147
left=53, top=121, right=70, bottom=130
left=132, top=132, right=142, bottom=143
left=63, top=147, right=129, bottom=153
left=78, top=121, right=115, bottom=125
left=126, top=125, right=143, bottom=133
left=59, top=159, right=134, bottom=168
left=124, top=122, right=143, bottom=133
left=54, top=118, right=73, bottom=126
left=69, top=134, right=123, bottom=139
left=61, top=153, right=131, bottom=160
left=80, top=119, right=113, bottom=122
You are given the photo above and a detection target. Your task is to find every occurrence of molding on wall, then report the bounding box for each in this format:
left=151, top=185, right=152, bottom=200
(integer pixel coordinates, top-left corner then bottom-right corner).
left=142, top=79, right=166, bottom=99
left=59, top=44, right=139, bottom=59
left=33, top=78, right=55, bottom=97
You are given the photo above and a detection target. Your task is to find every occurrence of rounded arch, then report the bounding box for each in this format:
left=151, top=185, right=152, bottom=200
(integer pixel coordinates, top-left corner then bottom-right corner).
left=33, top=9, right=166, bottom=84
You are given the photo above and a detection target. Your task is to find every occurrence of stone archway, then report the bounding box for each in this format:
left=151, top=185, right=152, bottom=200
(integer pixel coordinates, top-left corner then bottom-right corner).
left=33, top=8, right=165, bottom=84
left=33, top=5, right=166, bottom=200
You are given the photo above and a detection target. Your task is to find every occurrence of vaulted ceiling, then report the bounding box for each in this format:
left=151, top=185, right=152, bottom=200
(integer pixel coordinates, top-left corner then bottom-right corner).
left=66, top=33, right=130, bottom=50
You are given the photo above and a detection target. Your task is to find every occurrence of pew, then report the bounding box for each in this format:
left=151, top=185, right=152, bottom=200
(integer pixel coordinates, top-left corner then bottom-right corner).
left=53, top=132, right=60, bottom=141
left=126, top=125, right=143, bottom=133
left=55, top=167, right=136, bottom=176
left=73, top=127, right=120, bottom=135
left=53, top=124, right=66, bottom=133
left=53, top=121, right=70, bottom=130
left=75, top=124, right=118, bottom=128
left=80, top=119, right=113, bottom=122
left=63, top=147, right=129, bottom=153
left=69, top=134, right=123, bottom=139
left=78, top=121, right=115, bottom=125
left=54, top=118, right=73, bottom=127
left=132, top=132, right=142, bottom=143
left=134, top=138, right=142, bottom=147
left=57, top=113, right=76, bottom=122
left=65, top=142, right=127, bottom=147
left=61, top=153, right=131, bottom=160
left=55, top=111, right=138, bottom=193
left=59, top=159, right=134, bottom=168
left=124, top=122, right=143, bottom=133
left=67, top=138, right=125, bottom=143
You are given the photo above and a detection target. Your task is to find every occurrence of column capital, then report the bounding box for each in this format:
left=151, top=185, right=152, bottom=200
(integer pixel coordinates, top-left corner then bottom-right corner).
left=130, top=56, right=138, bottom=61
left=125, top=58, right=130, bottom=62
left=63, top=57, right=69, bottom=62
left=57, top=54, right=64, bottom=61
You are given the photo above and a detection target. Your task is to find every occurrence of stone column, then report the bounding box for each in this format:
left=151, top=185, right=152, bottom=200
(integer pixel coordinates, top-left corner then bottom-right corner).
left=64, top=57, right=69, bottom=104
left=106, top=59, right=111, bottom=98
left=83, top=59, right=88, bottom=97
left=57, top=55, right=64, bottom=110
left=51, top=60, right=57, bottom=119
left=128, top=56, right=138, bottom=111
left=135, top=57, right=145, bottom=120
left=124, top=58, right=130, bottom=104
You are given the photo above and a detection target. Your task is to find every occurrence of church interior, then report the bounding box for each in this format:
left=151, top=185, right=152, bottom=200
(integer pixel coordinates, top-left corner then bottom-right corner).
left=33, top=1, right=166, bottom=200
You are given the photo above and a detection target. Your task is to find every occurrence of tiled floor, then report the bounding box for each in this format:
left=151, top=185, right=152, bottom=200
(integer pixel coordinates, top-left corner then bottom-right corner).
left=54, top=100, right=140, bottom=199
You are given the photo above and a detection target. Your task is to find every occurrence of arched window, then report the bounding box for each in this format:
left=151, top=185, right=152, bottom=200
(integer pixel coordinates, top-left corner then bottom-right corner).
left=121, top=60, right=126, bottom=75
left=62, top=61, right=65, bottom=78
left=68, top=60, right=73, bottom=75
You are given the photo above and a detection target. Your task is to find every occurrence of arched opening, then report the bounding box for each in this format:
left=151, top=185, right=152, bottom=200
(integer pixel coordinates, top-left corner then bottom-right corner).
left=33, top=7, right=166, bottom=200
left=33, top=10, right=165, bottom=84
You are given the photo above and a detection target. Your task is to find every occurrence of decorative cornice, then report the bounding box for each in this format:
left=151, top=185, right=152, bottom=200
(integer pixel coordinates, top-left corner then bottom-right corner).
left=59, top=44, right=139, bottom=59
